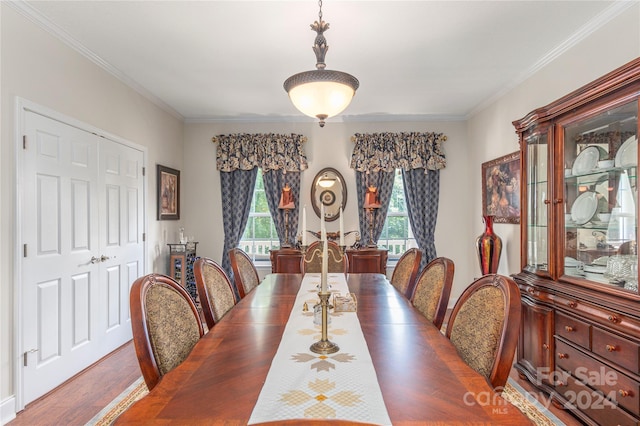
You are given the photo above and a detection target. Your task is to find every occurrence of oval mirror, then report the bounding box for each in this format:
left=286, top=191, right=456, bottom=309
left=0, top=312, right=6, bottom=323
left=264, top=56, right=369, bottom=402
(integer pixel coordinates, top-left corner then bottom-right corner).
left=311, top=167, right=347, bottom=222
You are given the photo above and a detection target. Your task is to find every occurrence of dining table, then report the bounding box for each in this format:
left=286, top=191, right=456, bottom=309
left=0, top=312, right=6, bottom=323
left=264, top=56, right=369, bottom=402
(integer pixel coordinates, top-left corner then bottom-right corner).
left=116, top=273, right=531, bottom=425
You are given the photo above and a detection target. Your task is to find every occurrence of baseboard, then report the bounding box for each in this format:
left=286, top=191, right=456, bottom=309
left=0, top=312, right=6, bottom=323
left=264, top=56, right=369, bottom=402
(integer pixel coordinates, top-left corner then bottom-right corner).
left=1, top=395, right=16, bottom=425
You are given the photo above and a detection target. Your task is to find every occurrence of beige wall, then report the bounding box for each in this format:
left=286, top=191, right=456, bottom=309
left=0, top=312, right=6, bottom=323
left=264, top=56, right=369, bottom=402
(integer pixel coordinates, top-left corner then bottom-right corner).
left=1, top=4, right=184, bottom=411
left=1, top=0, right=639, bottom=421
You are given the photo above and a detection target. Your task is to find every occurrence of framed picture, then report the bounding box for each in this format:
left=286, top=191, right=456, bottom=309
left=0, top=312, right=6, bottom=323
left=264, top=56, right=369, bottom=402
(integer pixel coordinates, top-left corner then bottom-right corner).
left=481, top=151, right=520, bottom=224
left=157, top=165, right=180, bottom=220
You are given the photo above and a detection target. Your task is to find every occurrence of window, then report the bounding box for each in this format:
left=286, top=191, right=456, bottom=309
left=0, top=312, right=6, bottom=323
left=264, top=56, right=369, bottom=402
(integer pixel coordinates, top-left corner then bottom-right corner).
left=238, top=170, right=279, bottom=260
left=378, top=171, right=417, bottom=258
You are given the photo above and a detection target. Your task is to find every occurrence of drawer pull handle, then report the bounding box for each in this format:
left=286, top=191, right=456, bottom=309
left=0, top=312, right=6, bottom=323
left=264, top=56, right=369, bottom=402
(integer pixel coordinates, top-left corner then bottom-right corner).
left=568, top=301, right=577, bottom=308
left=619, top=390, right=632, bottom=398
left=564, top=326, right=574, bottom=332
left=542, top=343, right=549, bottom=350
left=527, top=287, right=535, bottom=294
left=558, top=353, right=568, bottom=359
left=606, top=344, right=617, bottom=352
left=608, top=315, right=619, bottom=323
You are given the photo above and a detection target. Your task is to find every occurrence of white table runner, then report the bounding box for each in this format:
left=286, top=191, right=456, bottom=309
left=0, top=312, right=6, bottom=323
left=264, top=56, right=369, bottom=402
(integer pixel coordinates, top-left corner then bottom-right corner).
left=248, top=273, right=391, bottom=425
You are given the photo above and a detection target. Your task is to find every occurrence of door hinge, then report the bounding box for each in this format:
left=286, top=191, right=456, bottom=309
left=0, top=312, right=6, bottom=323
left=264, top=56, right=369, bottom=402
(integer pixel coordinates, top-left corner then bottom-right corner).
left=142, top=167, right=145, bottom=177
left=142, top=233, right=146, bottom=242
left=23, top=244, right=27, bottom=258
left=23, top=135, right=27, bottom=150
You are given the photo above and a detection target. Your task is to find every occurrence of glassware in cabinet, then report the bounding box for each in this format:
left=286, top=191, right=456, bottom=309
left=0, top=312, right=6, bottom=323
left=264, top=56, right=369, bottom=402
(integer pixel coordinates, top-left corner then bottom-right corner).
left=525, top=131, right=550, bottom=273
left=561, top=100, right=638, bottom=291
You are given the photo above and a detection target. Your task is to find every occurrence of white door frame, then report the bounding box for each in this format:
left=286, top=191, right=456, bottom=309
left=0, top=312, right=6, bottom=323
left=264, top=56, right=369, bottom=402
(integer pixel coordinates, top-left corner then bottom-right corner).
left=13, top=97, right=148, bottom=411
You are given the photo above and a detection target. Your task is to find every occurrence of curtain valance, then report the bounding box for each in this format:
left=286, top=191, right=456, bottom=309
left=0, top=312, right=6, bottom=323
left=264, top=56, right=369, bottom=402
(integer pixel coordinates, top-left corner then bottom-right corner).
left=350, top=132, right=447, bottom=172
left=213, top=133, right=308, bottom=172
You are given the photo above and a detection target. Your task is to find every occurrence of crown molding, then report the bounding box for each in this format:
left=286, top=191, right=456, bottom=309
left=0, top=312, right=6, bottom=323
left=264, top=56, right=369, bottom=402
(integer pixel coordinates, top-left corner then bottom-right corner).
left=468, top=0, right=636, bottom=119
left=7, top=0, right=185, bottom=121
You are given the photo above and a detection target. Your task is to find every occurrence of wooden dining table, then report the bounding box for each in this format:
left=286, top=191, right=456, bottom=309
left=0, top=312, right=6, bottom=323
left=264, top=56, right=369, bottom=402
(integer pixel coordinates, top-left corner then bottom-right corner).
left=116, top=273, right=531, bottom=425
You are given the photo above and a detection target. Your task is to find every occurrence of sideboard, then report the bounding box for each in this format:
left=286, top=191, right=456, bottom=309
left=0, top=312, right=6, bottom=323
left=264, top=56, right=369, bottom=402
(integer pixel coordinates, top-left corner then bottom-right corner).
left=269, top=247, right=388, bottom=274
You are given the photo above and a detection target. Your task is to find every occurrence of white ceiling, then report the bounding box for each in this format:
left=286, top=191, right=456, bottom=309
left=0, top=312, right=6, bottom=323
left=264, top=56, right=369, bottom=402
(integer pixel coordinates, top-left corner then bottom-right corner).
left=14, top=1, right=635, bottom=123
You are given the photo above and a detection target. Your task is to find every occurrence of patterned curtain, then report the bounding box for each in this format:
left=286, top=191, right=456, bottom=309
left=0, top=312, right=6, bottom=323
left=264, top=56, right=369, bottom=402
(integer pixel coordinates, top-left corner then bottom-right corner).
left=355, top=170, right=394, bottom=246
left=403, top=168, right=440, bottom=269
left=263, top=170, right=301, bottom=246
left=350, top=132, right=446, bottom=258
left=219, top=169, right=258, bottom=282
left=214, top=133, right=308, bottom=277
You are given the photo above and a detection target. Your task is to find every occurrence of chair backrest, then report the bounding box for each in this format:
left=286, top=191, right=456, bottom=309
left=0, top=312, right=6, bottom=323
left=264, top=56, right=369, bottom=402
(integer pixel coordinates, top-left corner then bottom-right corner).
left=194, top=257, right=238, bottom=330
left=229, top=248, right=260, bottom=299
left=445, top=274, right=521, bottom=390
left=390, top=248, right=423, bottom=298
left=129, top=273, right=204, bottom=390
left=301, top=240, right=348, bottom=275
left=410, top=257, right=455, bottom=330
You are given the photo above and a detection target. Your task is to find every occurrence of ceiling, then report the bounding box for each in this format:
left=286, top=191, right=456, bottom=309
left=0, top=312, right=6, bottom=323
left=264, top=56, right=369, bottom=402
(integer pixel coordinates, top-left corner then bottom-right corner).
left=14, top=1, right=634, bottom=123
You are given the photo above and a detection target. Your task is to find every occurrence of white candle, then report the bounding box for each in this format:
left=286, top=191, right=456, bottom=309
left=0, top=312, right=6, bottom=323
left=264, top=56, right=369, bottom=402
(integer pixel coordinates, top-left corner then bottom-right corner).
left=302, top=205, right=307, bottom=246
left=321, top=238, right=328, bottom=292
left=339, top=207, right=344, bottom=246
left=321, top=203, right=326, bottom=241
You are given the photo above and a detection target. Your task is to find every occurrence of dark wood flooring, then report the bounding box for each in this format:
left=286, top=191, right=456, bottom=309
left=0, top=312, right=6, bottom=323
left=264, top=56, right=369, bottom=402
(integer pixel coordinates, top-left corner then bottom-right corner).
left=7, top=340, right=582, bottom=425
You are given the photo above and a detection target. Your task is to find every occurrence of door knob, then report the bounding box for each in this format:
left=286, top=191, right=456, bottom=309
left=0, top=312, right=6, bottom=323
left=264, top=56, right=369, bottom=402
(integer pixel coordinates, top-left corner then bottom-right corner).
left=100, top=255, right=110, bottom=262
left=90, top=256, right=100, bottom=264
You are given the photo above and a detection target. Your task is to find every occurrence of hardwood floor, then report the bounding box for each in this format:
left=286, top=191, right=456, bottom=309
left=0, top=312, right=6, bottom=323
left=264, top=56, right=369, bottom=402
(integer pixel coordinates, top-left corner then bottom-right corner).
left=7, top=342, right=141, bottom=426
left=6, top=338, right=583, bottom=425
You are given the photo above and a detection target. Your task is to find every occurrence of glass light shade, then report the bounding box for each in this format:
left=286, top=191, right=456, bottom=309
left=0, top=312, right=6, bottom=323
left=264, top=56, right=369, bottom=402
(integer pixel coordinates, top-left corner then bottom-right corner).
left=284, top=70, right=359, bottom=124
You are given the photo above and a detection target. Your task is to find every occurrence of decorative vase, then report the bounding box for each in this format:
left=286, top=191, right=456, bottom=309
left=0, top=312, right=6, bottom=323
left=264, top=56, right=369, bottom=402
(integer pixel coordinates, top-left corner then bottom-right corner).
left=476, top=215, right=502, bottom=275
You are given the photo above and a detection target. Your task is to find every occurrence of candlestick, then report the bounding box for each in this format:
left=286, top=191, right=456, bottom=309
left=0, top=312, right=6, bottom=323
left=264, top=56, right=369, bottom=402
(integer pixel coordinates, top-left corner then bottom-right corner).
left=302, top=205, right=307, bottom=246
left=339, top=207, right=344, bottom=246
left=321, top=203, right=326, bottom=241
left=321, top=240, right=328, bottom=293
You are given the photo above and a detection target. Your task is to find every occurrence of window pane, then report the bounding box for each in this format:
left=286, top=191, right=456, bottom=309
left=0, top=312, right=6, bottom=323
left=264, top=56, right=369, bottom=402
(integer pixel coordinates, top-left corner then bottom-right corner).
left=379, top=171, right=416, bottom=258
left=239, top=170, right=278, bottom=260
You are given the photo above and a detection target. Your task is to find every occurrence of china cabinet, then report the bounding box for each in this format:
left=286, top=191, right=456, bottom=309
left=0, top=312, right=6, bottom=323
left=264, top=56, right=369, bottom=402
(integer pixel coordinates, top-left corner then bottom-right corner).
left=513, top=58, right=640, bottom=425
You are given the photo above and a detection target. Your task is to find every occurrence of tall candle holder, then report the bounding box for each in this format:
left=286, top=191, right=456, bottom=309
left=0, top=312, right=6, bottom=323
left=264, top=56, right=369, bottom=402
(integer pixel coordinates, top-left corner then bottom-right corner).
left=364, top=185, right=382, bottom=248
left=301, top=241, right=345, bottom=354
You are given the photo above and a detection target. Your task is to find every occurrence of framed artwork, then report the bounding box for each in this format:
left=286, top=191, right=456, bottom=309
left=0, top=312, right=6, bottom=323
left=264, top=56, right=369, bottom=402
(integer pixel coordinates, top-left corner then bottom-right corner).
left=157, top=165, right=180, bottom=220
left=481, top=151, right=520, bottom=224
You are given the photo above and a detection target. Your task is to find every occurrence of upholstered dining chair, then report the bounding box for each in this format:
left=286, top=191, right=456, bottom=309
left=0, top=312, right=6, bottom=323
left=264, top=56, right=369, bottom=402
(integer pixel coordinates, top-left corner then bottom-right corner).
left=194, top=257, right=238, bottom=330
left=390, top=248, right=423, bottom=299
left=229, top=247, right=260, bottom=299
left=409, top=257, right=455, bottom=330
left=444, top=274, right=521, bottom=391
left=301, top=240, right=348, bottom=275
left=129, top=273, right=204, bottom=391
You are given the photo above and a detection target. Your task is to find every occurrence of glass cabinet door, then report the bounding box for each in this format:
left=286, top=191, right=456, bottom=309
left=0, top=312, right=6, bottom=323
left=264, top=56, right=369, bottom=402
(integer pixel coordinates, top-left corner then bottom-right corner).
left=525, top=132, right=549, bottom=273
left=562, top=100, right=638, bottom=293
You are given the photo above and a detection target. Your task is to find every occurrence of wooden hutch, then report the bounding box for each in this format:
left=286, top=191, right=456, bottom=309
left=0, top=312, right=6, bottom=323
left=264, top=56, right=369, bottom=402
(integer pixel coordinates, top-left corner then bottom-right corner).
left=512, top=57, right=640, bottom=425
left=270, top=247, right=388, bottom=274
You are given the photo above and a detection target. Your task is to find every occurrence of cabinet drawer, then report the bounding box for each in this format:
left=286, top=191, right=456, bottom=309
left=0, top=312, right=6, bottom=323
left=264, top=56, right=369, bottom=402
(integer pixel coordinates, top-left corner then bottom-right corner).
left=592, top=327, right=640, bottom=374
left=556, top=311, right=591, bottom=349
left=556, top=368, right=639, bottom=426
left=556, top=340, right=640, bottom=415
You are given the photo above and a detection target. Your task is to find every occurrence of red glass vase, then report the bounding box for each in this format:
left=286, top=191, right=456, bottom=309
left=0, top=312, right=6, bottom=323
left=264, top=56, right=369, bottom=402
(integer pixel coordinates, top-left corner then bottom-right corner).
left=476, top=215, right=502, bottom=275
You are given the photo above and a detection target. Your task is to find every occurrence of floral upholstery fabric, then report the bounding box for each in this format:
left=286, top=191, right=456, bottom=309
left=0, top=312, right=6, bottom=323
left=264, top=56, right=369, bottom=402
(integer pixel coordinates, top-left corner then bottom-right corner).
left=449, top=286, right=505, bottom=380
left=145, top=283, right=201, bottom=376
left=202, top=263, right=236, bottom=322
left=391, top=251, right=417, bottom=295
left=237, top=254, right=259, bottom=295
left=412, top=263, right=444, bottom=323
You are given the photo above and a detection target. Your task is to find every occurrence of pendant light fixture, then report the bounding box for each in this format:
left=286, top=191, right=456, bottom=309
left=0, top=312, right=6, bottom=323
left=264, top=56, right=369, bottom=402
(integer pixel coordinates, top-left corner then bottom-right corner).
left=283, top=0, right=359, bottom=127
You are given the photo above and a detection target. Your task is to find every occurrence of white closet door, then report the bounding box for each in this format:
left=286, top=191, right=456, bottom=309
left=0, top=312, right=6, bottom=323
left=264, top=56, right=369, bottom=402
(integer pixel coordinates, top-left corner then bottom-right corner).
left=21, top=110, right=144, bottom=405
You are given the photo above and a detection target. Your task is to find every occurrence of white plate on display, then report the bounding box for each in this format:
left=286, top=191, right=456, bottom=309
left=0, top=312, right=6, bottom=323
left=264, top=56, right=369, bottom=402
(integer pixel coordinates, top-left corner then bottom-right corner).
left=571, top=191, right=598, bottom=225
left=614, top=135, right=637, bottom=168
left=572, top=146, right=607, bottom=175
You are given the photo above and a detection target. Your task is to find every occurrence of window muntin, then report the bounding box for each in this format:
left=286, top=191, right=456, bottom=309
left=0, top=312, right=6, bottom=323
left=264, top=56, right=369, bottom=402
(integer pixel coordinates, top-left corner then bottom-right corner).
left=239, top=170, right=279, bottom=260
left=378, top=171, right=417, bottom=258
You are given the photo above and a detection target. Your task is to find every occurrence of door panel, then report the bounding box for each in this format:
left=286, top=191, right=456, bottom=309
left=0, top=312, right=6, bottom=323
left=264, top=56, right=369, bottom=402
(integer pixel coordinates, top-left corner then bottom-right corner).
left=21, top=110, right=144, bottom=404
